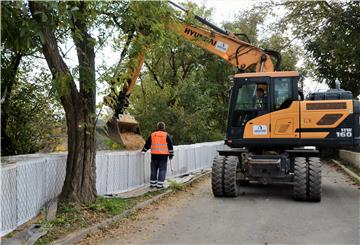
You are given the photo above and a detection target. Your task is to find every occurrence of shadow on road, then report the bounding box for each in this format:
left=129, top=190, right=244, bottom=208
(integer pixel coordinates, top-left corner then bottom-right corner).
left=235, top=182, right=294, bottom=201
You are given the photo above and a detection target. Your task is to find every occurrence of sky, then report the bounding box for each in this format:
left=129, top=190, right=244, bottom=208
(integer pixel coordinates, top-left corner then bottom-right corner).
left=175, top=0, right=255, bottom=24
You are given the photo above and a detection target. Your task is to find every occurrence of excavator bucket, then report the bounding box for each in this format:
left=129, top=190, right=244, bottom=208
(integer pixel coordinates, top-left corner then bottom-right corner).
left=106, top=114, right=145, bottom=150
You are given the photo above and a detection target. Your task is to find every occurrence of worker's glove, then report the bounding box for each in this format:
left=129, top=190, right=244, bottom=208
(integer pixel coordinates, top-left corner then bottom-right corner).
left=169, top=154, right=174, bottom=160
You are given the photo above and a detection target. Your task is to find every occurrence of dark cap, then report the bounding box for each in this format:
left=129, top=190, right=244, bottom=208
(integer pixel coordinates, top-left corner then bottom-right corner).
left=157, top=122, right=166, bottom=131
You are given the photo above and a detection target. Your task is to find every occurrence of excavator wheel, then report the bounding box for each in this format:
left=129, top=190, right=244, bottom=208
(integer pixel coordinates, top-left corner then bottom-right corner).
left=293, top=157, right=307, bottom=201
left=223, top=156, right=239, bottom=197
left=293, top=157, right=322, bottom=202
left=308, top=157, right=321, bottom=202
left=212, top=156, right=226, bottom=197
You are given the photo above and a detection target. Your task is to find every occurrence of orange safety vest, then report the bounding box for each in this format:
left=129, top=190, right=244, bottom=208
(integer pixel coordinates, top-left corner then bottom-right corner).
left=151, top=131, right=169, bottom=155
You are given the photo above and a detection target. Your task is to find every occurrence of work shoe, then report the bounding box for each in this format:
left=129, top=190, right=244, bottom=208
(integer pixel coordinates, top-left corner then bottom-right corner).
left=156, top=181, right=164, bottom=189
left=150, top=180, right=157, bottom=188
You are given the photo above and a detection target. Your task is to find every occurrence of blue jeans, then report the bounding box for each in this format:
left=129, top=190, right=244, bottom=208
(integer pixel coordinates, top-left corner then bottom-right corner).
left=150, top=159, right=168, bottom=187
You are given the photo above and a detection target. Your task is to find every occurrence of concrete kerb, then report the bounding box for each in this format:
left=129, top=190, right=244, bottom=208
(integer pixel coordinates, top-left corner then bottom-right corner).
left=331, top=159, right=360, bottom=182
left=52, top=171, right=211, bottom=245
left=339, top=150, right=360, bottom=169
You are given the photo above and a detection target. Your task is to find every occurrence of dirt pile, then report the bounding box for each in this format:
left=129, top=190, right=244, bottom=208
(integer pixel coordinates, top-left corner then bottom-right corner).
left=121, top=132, right=145, bottom=150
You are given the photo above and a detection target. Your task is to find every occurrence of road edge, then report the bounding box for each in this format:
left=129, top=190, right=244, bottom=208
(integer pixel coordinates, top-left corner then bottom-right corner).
left=52, top=171, right=210, bottom=245
left=331, top=159, right=360, bottom=182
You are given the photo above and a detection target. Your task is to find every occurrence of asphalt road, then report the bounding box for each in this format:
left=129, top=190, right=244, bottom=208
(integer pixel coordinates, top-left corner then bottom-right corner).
left=90, top=162, right=359, bottom=244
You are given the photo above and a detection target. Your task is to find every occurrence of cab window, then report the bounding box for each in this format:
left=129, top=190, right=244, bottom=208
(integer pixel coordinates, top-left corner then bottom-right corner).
left=274, top=78, right=292, bottom=110
left=234, top=83, right=268, bottom=110
left=232, top=82, right=269, bottom=127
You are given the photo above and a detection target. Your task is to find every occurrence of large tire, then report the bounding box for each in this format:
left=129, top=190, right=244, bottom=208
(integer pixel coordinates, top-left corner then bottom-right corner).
left=293, top=157, right=307, bottom=201
left=223, top=156, right=239, bottom=197
left=212, top=156, right=225, bottom=197
left=308, top=157, right=321, bottom=202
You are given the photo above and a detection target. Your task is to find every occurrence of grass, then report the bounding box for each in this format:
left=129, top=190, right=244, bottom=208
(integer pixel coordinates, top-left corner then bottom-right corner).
left=168, top=180, right=186, bottom=191
left=342, top=162, right=360, bottom=177
left=331, top=158, right=360, bottom=186
left=343, top=163, right=360, bottom=186
left=352, top=177, right=360, bottom=186
left=35, top=189, right=166, bottom=245
left=335, top=158, right=360, bottom=176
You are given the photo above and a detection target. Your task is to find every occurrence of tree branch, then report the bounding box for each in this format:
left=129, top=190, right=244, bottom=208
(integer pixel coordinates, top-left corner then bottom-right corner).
left=29, top=1, right=79, bottom=103
left=144, top=61, right=164, bottom=89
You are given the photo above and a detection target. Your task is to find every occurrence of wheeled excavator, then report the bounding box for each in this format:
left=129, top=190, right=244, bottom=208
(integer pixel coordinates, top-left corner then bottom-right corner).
left=105, top=1, right=360, bottom=201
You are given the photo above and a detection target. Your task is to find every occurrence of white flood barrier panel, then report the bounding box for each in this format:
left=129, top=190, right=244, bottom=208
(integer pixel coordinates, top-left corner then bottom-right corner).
left=0, top=141, right=227, bottom=236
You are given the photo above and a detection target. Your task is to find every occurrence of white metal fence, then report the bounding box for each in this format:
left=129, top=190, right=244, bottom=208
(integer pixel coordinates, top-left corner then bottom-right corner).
left=0, top=141, right=225, bottom=236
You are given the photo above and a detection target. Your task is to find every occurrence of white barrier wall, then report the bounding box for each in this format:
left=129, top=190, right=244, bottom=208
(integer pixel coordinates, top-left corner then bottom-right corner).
left=0, top=141, right=226, bottom=236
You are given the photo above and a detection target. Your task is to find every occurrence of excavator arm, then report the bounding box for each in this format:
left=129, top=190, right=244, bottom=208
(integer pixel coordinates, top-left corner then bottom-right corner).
left=104, top=40, right=146, bottom=147
left=168, top=22, right=276, bottom=72
left=167, top=0, right=281, bottom=72
left=105, top=1, right=281, bottom=148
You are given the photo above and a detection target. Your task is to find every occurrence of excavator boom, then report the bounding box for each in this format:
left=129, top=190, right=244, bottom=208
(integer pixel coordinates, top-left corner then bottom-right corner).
left=168, top=22, right=275, bottom=72
left=105, top=1, right=281, bottom=148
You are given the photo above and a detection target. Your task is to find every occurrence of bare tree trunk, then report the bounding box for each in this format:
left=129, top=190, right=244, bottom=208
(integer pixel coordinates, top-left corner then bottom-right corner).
left=30, top=1, right=96, bottom=203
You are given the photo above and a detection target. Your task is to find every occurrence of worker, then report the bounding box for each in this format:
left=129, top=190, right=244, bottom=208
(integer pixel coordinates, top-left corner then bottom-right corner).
left=254, top=87, right=267, bottom=110
left=142, top=122, right=174, bottom=189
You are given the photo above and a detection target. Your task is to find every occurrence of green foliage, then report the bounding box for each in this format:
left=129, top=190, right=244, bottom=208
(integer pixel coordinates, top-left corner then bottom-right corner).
left=222, top=11, right=266, bottom=44
left=3, top=63, right=63, bottom=155
left=98, top=1, right=174, bottom=106
left=130, top=45, right=231, bottom=144
left=1, top=1, right=38, bottom=53
left=1, top=1, right=69, bottom=156
left=88, top=197, right=135, bottom=216
left=101, top=133, right=124, bottom=150
left=223, top=10, right=298, bottom=71
left=281, top=1, right=360, bottom=97
left=168, top=180, right=186, bottom=191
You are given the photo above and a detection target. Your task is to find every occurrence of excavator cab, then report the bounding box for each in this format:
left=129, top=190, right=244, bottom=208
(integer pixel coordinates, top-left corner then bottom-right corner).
left=226, top=71, right=359, bottom=149
left=226, top=71, right=300, bottom=148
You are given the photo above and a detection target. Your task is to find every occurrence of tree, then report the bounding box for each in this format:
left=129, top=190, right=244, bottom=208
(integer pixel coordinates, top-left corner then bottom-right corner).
left=4, top=65, right=63, bottom=155
left=281, top=1, right=360, bottom=97
left=29, top=1, right=97, bottom=203
left=2, top=0, right=173, bottom=203
left=1, top=1, right=39, bottom=155
left=27, top=0, right=173, bottom=203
